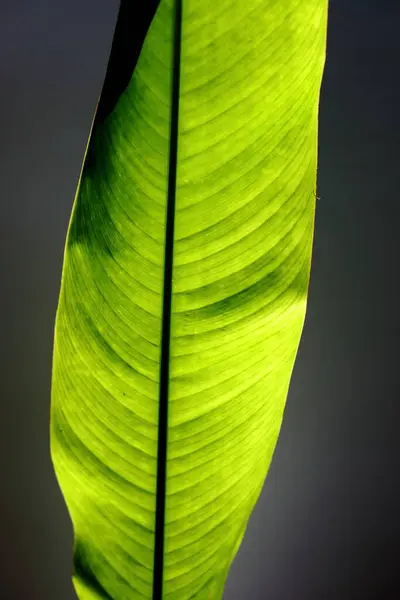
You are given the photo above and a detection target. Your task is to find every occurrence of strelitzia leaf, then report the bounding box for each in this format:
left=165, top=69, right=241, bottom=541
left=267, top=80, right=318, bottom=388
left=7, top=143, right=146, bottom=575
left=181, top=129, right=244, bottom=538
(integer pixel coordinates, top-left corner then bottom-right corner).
left=50, top=1, right=328, bottom=599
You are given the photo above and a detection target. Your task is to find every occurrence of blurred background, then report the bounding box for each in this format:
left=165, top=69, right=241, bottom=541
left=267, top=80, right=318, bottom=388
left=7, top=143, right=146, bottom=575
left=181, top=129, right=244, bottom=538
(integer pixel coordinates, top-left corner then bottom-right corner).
left=0, top=0, right=399, bottom=598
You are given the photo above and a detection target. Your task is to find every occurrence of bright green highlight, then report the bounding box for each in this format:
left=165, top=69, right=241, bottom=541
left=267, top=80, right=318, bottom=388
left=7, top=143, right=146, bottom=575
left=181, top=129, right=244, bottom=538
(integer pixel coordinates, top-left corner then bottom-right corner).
left=51, top=1, right=328, bottom=599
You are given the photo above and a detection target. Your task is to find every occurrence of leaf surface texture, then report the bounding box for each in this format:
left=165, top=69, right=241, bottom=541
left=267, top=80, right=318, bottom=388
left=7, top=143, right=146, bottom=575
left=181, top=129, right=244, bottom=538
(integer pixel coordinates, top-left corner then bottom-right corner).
left=51, top=1, right=328, bottom=598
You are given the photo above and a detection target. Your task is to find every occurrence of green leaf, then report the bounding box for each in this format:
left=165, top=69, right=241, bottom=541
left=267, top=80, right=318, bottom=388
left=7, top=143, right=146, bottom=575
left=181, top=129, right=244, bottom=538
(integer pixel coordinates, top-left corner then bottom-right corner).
left=50, top=1, right=328, bottom=599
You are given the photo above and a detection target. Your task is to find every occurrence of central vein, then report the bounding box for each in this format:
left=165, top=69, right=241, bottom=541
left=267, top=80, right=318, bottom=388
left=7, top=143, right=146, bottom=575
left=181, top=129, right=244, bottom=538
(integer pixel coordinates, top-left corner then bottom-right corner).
left=153, top=0, right=183, bottom=598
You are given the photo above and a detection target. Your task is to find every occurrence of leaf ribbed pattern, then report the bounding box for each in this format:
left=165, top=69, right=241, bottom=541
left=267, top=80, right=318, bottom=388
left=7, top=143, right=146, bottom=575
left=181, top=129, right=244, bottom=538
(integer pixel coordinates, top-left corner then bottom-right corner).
left=50, top=1, right=328, bottom=599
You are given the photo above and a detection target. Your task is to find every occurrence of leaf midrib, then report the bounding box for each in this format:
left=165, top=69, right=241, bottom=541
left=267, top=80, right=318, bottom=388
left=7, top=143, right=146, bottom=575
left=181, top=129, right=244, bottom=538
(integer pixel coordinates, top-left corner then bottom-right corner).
left=153, top=1, right=183, bottom=599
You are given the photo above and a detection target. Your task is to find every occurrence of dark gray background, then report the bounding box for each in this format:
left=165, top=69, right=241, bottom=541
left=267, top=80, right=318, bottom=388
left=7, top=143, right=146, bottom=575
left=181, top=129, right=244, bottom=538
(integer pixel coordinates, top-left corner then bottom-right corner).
left=1, top=1, right=399, bottom=598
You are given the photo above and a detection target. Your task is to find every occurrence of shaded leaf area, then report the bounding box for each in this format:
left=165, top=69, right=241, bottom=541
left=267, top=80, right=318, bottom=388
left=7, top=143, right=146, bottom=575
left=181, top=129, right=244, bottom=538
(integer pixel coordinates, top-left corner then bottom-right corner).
left=95, top=0, right=161, bottom=125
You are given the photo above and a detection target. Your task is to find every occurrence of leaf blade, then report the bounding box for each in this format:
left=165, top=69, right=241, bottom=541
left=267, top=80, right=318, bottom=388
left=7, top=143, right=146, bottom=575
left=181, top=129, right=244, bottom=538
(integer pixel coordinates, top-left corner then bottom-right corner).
left=50, top=1, right=328, bottom=599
